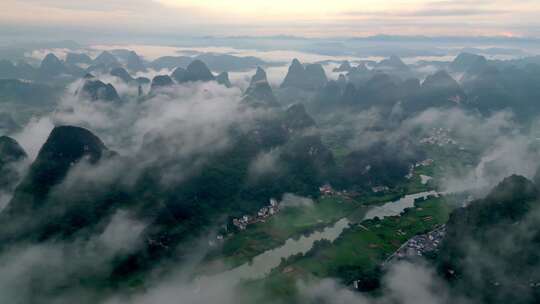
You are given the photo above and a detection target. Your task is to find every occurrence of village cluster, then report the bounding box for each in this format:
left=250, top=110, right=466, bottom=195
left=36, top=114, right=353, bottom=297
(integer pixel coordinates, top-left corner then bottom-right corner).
left=208, top=199, right=282, bottom=246
left=420, top=128, right=457, bottom=146
left=352, top=221, right=446, bottom=290
left=232, top=198, right=280, bottom=231
left=222, top=184, right=354, bottom=244
left=391, top=225, right=446, bottom=261
left=220, top=158, right=438, bottom=248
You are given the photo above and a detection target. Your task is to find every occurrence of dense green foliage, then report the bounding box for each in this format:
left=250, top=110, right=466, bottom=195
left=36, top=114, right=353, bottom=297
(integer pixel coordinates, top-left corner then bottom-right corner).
left=435, top=175, right=540, bottom=304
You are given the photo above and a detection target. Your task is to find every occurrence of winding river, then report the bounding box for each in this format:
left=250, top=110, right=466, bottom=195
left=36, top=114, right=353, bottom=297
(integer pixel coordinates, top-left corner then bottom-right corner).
left=202, top=191, right=439, bottom=284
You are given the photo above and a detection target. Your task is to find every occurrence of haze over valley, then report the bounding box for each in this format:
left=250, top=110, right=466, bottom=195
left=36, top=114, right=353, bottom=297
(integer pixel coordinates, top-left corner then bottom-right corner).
left=2, top=2, right=540, bottom=304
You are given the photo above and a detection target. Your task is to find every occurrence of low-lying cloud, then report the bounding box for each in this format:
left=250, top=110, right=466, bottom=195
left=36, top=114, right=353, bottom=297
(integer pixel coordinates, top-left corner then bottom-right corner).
left=280, top=193, right=315, bottom=208
left=0, top=209, right=146, bottom=304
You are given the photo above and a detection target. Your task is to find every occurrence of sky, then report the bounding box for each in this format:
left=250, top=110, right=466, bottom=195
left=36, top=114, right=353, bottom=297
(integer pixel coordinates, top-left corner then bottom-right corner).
left=1, top=0, right=540, bottom=38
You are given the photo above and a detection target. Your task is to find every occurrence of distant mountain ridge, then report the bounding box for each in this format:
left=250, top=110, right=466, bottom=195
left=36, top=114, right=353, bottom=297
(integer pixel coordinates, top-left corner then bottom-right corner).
left=281, top=59, right=328, bottom=90
left=79, top=79, right=121, bottom=102
left=244, top=67, right=279, bottom=106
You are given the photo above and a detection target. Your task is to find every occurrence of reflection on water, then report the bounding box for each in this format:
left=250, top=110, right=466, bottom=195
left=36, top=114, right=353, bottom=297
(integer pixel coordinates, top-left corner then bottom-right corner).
left=363, top=191, right=438, bottom=220
left=205, top=218, right=350, bottom=283
left=204, top=191, right=438, bottom=283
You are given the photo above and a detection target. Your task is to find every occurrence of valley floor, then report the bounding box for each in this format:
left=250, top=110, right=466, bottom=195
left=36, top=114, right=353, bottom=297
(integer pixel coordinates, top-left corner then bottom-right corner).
left=195, top=144, right=471, bottom=301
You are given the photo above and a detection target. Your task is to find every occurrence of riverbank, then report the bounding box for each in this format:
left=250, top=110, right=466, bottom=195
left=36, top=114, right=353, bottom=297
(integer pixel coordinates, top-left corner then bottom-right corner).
left=243, top=195, right=453, bottom=301
left=200, top=156, right=440, bottom=274
left=199, top=195, right=365, bottom=274
left=200, top=185, right=433, bottom=276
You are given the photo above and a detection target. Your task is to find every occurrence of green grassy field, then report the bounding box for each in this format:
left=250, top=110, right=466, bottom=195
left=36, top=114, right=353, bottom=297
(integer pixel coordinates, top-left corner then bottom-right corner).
left=242, top=196, right=453, bottom=302
left=200, top=163, right=447, bottom=275
left=198, top=137, right=474, bottom=279
left=288, top=196, right=451, bottom=277
left=201, top=195, right=365, bottom=273
left=230, top=124, right=478, bottom=302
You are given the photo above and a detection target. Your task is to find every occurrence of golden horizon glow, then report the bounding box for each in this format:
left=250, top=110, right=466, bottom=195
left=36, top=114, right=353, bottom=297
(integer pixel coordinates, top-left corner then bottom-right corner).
left=158, top=0, right=411, bottom=19
left=1, top=0, right=539, bottom=37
